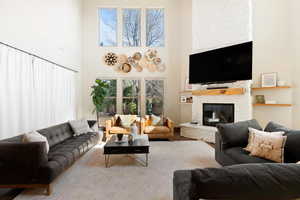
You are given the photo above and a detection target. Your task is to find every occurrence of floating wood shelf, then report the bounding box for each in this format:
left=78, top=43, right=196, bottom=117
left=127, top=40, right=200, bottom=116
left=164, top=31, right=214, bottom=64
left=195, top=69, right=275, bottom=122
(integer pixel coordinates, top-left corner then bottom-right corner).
left=252, top=86, right=291, bottom=91
left=253, top=103, right=292, bottom=107
left=180, top=91, right=193, bottom=93
left=192, top=88, right=245, bottom=96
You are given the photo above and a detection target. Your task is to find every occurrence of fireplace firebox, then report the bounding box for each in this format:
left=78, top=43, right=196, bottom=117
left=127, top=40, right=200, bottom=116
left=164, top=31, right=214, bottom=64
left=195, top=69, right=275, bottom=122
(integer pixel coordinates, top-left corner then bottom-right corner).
left=203, top=103, right=234, bottom=127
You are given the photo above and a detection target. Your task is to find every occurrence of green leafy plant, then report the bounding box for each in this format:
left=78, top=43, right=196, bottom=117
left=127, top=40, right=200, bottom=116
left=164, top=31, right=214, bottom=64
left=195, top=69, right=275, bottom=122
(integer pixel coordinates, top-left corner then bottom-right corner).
left=91, top=79, right=109, bottom=114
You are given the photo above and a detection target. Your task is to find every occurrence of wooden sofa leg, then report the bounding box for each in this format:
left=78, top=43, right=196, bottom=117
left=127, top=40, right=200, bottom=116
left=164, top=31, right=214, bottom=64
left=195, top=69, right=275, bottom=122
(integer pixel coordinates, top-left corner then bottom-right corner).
left=46, top=184, right=52, bottom=196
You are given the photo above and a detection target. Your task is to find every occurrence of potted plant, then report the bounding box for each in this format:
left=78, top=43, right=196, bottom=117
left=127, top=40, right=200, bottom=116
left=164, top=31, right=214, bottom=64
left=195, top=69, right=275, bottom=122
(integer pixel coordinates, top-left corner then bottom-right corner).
left=90, top=79, right=109, bottom=127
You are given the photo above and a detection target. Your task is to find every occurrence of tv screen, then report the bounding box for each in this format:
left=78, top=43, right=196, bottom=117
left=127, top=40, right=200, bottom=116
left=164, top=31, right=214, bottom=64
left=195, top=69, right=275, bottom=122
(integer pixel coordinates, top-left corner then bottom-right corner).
left=189, top=41, right=253, bottom=84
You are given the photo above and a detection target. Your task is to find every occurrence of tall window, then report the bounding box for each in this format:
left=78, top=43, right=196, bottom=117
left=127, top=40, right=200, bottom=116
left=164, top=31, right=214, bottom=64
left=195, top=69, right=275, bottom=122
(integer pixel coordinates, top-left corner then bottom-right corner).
left=100, top=79, right=117, bottom=116
left=145, top=79, right=164, bottom=115
left=99, top=8, right=117, bottom=46
left=146, top=8, right=165, bottom=47
left=122, top=9, right=141, bottom=47
left=122, top=80, right=141, bottom=115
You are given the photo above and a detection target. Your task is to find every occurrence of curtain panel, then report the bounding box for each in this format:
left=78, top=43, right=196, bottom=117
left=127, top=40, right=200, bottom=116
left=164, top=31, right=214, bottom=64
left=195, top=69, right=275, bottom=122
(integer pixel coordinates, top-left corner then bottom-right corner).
left=0, top=44, right=76, bottom=139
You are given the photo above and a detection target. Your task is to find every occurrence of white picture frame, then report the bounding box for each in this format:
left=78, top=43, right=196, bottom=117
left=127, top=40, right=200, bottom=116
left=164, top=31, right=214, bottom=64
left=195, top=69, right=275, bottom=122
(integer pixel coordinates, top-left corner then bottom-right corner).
left=180, top=96, right=187, bottom=103
left=261, top=72, right=277, bottom=87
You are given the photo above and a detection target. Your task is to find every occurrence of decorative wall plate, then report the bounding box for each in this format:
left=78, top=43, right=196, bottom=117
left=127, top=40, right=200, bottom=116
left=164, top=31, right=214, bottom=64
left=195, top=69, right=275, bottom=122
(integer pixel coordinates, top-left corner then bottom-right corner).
left=134, top=65, right=143, bottom=72
left=145, top=49, right=157, bottom=61
left=133, top=52, right=142, bottom=61
left=128, top=57, right=137, bottom=66
left=104, top=52, right=118, bottom=66
left=117, top=54, right=128, bottom=65
left=153, top=57, right=162, bottom=65
left=139, top=57, right=148, bottom=69
left=120, top=63, right=132, bottom=73
left=148, top=63, right=157, bottom=72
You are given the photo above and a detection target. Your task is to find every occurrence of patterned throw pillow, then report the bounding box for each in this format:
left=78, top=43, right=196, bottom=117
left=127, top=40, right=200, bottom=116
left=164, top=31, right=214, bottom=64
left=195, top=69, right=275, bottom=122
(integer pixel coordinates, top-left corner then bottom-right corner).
left=244, top=128, right=284, bottom=152
left=151, top=114, right=163, bottom=126
left=119, top=115, right=137, bottom=128
left=250, top=133, right=287, bottom=163
left=69, top=119, right=92, bottom=136
left=23, top=131, right=50, bottom=153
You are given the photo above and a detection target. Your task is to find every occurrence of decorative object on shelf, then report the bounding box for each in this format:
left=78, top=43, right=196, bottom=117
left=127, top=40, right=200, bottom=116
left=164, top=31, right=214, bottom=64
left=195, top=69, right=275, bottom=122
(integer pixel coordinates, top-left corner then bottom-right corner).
left=104, top=52, right=118, bottom=66
left=185, top=78, right=193, bottom=91
left=255, top=95, right=265, bottom=104
left=186, top=96, right=193, bottom=103
left=180, top=96, right=187, bottom=103
left=277, top=80, right=286, bottom=87
left=120, top=63, right=132, bottom=73
left=133, top=52, right=142, bottom=61
left=261, top=72, right=277, bottom=87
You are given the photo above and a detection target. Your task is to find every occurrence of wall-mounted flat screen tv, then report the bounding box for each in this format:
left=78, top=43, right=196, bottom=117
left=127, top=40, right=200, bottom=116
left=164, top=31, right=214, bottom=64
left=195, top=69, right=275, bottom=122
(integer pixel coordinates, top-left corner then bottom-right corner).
left=189, top=41, right=253, bottom=84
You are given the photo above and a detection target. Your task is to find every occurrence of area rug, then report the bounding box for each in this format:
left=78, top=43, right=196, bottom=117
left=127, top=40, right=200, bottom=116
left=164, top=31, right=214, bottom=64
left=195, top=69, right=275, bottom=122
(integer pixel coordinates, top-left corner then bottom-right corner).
left=15, top=141, right=220, bottom=200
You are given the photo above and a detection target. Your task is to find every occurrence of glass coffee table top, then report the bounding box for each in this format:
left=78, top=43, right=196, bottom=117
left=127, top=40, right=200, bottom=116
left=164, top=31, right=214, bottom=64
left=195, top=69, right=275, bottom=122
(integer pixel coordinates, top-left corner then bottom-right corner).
left=103, top=134, right=150, bottom=168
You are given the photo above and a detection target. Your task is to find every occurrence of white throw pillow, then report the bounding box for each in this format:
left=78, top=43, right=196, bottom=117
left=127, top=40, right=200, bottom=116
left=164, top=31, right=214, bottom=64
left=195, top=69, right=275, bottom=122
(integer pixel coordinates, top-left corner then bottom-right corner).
left=23, top=131, right=50, bottom=153
left=69, top=119, right=92, bottom=136
left=244, top=128, right=284, bottom=152
left=151, top=114, right=163, bottom=126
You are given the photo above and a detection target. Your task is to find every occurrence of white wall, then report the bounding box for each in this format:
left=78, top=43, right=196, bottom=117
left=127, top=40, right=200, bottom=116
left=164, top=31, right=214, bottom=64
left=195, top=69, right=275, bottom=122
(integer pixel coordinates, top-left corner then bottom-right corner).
left=290, top=0, right=300, bottom=129
left=0, top=0, right=83, bottom=71
left=81, top=0, right=181, bottom=123
left=252, top=0, right=292, bottom=128
left=180, top=0, right=252, bottom=123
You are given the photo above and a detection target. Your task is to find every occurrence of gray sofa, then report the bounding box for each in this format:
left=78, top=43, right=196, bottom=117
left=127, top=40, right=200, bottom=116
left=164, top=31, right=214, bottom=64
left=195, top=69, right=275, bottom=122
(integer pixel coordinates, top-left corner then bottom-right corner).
left=0, top=121, right=99, bottom=195
left=173, top=120, right=300, bottom=200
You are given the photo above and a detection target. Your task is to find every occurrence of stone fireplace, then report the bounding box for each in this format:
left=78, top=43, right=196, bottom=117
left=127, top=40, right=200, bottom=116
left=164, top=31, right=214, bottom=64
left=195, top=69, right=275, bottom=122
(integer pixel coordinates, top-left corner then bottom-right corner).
left=203, top=103, right=234, bottom=127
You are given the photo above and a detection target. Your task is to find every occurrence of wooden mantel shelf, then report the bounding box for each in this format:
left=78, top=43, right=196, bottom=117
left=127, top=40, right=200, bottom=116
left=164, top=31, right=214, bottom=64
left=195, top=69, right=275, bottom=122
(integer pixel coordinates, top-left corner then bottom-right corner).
left=192, top=88, right=245, bottom=96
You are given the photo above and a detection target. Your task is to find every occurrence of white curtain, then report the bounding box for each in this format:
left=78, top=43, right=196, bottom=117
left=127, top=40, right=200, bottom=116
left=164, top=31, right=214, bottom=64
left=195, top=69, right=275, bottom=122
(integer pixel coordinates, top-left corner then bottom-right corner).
left=0, top=44, right=76, bottom=139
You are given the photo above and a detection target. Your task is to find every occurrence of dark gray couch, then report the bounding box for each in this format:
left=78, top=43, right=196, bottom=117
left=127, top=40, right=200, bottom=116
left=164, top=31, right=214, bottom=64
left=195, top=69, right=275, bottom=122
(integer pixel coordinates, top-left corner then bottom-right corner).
left=0, top=121, right=99, bottom=195
left=173, top=120, right=300, bottom=200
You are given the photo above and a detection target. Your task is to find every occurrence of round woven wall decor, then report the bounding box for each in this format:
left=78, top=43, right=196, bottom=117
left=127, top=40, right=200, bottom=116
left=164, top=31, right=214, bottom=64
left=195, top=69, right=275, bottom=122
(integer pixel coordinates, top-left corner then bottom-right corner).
left=104, top=52, right=118, bottom=66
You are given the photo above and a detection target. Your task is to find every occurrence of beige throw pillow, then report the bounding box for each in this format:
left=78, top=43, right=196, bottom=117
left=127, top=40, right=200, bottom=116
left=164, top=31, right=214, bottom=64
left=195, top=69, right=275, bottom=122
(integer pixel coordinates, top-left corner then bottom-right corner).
left=244, top=128, right=284, bottom=152
left=119, top=115, right=137, bottom=128
left=250, top=133, right=287, bottom=163
left=151, top=114, right=163, bottom=126
left=23, top=131, right=50, bottom=153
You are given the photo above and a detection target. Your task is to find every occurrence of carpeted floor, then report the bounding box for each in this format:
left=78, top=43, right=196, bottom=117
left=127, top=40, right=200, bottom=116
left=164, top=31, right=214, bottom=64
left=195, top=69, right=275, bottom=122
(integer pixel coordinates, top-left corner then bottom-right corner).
left=15, top=141, right=219, bottom=200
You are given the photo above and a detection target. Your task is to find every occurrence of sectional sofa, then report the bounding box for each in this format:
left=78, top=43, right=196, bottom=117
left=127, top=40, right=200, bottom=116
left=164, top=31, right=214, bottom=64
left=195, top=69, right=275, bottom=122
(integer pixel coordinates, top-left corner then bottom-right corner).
left=173, top=120, right=300, bottom=200
left=0, top=121, right=99, bottom=195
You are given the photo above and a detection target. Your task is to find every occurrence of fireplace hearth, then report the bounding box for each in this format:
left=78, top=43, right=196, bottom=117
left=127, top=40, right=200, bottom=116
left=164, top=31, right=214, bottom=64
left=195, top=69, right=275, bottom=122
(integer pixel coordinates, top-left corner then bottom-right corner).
left=203, top=103, right=234, bottom=127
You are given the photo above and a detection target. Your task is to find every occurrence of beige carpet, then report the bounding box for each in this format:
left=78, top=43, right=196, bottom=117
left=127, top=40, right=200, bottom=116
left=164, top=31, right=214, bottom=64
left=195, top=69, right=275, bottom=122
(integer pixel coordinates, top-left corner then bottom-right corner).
left=15, top=141, right=220, bottom=200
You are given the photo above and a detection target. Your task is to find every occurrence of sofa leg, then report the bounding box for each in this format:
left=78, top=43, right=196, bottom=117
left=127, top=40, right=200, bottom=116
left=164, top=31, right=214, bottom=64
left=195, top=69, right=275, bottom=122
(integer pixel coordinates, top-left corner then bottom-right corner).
left=46, top=184, right=52, bottom=196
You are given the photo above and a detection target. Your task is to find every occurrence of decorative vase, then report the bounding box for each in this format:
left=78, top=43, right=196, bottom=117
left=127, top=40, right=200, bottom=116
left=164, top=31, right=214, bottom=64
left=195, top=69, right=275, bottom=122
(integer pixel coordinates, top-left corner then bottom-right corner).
left=128, top=134, right=134, bottom=145
left=131, top=123, right=138, bottom=136
left=117, top=134, right=123, bottom=141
